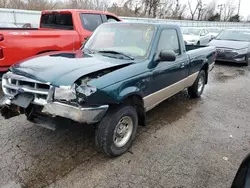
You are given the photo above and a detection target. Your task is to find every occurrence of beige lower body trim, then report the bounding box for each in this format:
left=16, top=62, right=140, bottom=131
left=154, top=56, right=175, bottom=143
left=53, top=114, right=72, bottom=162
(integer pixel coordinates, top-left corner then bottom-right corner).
left=144, top=72, right=199, bottom=112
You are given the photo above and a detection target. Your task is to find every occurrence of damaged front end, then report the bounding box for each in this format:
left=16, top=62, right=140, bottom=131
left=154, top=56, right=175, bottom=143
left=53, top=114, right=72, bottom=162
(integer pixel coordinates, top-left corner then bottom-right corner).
left=0, top=72, right=109, bottom=125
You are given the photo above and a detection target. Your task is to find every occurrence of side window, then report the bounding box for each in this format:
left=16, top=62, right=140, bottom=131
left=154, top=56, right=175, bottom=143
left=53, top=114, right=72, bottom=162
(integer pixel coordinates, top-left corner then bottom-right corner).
left=157, top=29, right=180, bottom=55
left=200, top=30, right=205, bottom=36
left=106, top=15, right=120, bottom=23
left=80, top=13, right=103, bottom=32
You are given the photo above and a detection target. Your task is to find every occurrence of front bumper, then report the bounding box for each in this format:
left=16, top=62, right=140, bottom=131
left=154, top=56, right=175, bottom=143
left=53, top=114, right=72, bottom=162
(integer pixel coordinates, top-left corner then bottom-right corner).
left=42, top=102, right=108, bottom=124
left=216, top=53, right=248, bottom=64
left=0, top=96, right=109, bottom=124
left=0, top=72, right=109, bottom=124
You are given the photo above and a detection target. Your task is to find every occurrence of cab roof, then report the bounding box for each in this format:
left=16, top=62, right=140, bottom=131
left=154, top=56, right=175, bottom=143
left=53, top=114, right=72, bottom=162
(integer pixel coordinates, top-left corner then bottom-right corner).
left=104, top=21, right=181, bottom=29
left=42, top=9, right=118, bottom=17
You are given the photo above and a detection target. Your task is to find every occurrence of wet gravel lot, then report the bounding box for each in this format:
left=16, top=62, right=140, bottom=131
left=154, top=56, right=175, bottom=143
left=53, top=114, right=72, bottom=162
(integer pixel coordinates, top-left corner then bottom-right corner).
left=1, top=63, right=250, bottom=188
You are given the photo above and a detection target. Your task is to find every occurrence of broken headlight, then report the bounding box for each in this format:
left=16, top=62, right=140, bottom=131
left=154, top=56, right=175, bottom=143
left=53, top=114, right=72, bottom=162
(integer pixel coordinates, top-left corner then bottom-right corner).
left=54, top=84, right=97, bottom=104
left=54, top=85, right=77, bottom=101
left=75, top=84, right=97, bottom=104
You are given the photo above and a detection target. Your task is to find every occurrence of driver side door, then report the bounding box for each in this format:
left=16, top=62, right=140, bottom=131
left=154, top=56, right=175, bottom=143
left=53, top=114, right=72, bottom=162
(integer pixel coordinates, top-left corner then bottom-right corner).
left=144, top=29, right=189, bottom=111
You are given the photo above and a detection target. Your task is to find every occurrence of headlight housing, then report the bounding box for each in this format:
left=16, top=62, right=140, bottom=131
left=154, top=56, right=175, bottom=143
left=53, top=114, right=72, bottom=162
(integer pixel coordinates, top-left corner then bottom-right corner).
left=54, top=85, right=77, bottom=101
left=235, top=48, right=248, bottom=54
left=54, top=84, right=97, bottom=104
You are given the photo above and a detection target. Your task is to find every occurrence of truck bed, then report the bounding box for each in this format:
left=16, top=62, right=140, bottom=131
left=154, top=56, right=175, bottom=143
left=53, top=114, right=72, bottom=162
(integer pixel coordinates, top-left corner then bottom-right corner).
left=186, top=45, right=216, bottom=75
left=185, top=44, right=208, bottom=51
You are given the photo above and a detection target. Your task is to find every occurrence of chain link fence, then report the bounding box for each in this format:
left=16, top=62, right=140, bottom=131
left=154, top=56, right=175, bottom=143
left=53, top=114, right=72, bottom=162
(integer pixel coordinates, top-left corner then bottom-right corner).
left=120, top=17, right=250, bottom=28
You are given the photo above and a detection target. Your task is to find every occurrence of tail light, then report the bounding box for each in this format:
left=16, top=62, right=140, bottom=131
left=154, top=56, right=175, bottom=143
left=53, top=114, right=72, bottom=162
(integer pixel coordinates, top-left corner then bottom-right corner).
left=0, top=48, right=3, bottom=59
left=0, top=34, right=4, bottom=42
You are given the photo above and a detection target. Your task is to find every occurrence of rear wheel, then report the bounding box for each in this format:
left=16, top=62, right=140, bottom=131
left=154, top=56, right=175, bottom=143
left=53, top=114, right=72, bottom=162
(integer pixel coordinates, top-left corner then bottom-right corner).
left=95, top=105, right=138, bottom=157
left=188, top=70, right=206, bottom=98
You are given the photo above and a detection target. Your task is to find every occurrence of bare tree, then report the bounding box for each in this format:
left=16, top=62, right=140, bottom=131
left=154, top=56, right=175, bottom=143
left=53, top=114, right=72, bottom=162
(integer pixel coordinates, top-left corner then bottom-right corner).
left=197, top=1, right=204, bottom=20
left=0, top=0, right=9, bottom=8
left=202, top=0, right=216, bottom=20
left=124, top=0, right=142, bottom=16
left=188, top=0, right=202, bottom=20
left=223, top=0, right=236, bottom=21
left=170, top=0, right=186, bottom=19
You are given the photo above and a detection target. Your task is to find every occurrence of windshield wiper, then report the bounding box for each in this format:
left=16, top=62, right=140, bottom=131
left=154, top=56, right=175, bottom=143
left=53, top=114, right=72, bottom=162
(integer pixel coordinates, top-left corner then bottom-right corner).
left=98, top=50, right=134, bottom=60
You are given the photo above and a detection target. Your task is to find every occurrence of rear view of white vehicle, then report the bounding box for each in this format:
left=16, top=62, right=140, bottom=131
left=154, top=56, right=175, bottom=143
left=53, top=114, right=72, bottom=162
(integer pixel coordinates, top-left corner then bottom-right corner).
left=182, top=27, right=211, bottom=45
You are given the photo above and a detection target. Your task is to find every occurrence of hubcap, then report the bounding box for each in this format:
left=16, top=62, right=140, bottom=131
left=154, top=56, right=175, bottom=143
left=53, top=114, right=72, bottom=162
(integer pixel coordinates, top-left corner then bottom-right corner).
left=113, top=116, right=133, bottom=148
left=198, top=74, right=205, bottom=93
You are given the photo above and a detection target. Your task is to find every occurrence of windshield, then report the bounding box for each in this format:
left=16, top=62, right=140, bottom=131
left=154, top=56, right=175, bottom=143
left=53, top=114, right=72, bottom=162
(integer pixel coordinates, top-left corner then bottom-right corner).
left=207, top=28, right=221, bottom=33
left=216, top=30, right=250, bottom=41
left=84, top=23, right=156, bottom=58
left=182, top=28, right=201, bottom=35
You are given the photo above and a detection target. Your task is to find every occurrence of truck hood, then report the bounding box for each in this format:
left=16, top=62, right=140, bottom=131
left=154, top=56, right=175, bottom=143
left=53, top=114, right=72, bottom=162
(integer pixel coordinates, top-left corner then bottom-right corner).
left=208, top=39, right=250, bottom=50
left=10, top=51, right=134, bottom=86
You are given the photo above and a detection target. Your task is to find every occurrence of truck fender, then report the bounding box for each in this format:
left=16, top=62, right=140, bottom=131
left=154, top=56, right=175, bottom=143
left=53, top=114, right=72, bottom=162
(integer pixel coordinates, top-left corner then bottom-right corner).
left=119, top=87, right=146, bottom=126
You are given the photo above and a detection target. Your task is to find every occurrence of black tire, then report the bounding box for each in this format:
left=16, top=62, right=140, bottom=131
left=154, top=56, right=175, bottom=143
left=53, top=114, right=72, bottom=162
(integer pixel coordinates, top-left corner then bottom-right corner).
left=95, top=105, right=138, bottom=157
left=188, top=70, right=206, bottom=98
left=197, top=41, right=200, bottom=45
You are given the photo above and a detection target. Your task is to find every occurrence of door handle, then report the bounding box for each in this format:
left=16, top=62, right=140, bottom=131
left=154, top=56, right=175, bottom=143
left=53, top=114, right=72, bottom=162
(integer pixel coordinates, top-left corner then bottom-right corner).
left=180, top=63, right=185, bottom=68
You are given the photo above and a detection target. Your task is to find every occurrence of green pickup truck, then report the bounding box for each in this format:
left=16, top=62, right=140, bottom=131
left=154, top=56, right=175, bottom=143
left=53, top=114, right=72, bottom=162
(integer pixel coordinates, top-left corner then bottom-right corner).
left=0, top=22, right=216, bottom=157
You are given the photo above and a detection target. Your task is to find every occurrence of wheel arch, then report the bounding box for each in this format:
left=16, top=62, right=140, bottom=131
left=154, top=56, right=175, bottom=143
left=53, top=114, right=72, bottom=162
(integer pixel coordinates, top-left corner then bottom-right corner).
left=120, top=93, right=146, bottom=126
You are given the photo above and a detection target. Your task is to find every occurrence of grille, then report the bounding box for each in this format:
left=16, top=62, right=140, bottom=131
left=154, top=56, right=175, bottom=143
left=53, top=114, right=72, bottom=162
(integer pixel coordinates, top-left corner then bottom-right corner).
left=216, top=48, right=238, bottom=58
left=2, top=72, right=51, bottom=105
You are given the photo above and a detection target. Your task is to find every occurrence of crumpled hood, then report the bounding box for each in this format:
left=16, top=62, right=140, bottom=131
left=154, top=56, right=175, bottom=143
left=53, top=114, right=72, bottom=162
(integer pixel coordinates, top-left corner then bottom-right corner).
left=208, top=39, right=250, bottom=50
left=10, top=51, right=133, bottom=86
left=183, top=34, right=199, bottom=41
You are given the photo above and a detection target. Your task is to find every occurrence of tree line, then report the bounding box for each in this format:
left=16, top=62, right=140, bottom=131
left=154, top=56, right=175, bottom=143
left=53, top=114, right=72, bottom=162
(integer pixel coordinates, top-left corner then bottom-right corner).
left=0, top=0, right=243, bottom=22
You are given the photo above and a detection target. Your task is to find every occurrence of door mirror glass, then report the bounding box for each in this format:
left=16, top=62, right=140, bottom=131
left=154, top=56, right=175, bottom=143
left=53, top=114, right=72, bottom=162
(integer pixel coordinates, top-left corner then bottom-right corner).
left=231, top=154, right=250, bottom=188
left=159, top=50, right=176, bottom=62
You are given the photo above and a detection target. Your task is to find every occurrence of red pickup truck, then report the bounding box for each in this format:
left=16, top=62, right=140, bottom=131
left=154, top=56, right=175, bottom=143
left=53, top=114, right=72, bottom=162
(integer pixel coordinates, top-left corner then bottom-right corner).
left=0, top=9, right=121, bottom=72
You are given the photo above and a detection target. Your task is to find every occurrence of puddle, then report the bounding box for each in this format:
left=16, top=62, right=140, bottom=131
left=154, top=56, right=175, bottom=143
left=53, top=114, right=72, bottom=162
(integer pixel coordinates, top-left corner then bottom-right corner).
left=215, top=69, right=246, bottom=82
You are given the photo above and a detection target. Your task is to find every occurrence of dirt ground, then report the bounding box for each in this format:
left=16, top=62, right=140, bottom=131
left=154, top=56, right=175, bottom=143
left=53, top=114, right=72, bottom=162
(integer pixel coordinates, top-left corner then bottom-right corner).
left=1, top=63, right=250, bottom=188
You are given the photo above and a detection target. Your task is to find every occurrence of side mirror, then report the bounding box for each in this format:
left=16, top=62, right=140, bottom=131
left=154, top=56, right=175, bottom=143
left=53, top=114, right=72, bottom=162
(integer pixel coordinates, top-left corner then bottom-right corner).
left=231, top=154, right=250, bottom=188
left=159, top=50, right=176, bottom=62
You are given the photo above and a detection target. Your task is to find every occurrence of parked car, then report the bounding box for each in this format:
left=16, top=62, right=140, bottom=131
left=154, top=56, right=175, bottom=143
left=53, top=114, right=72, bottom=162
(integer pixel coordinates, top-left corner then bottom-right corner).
left=181, top=27, right=211, bottom=45
left=208, top=29, right=250, bottom=65
left=0, top=9, right=121, bottom=72
left=0, top=22, right=216, bottom=157
left=207, top=27, right=223, bottom=40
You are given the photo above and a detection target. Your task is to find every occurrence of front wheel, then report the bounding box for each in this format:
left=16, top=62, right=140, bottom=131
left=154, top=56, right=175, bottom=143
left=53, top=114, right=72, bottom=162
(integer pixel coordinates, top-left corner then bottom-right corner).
left=188, top=70, right=206, bottom=98
left=95, top=105, right=138, bottom=157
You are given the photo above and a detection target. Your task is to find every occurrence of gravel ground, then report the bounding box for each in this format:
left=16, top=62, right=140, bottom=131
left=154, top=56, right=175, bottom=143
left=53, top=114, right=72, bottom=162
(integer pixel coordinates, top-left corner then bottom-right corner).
left=1, top=63, right=250, bottom=188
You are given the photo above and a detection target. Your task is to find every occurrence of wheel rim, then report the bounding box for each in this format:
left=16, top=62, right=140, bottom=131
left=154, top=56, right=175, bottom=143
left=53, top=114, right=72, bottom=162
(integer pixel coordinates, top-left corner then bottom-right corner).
left=113, top=116, right=134, bottom=148
left=198, top=74, right=205, bottom=93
